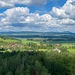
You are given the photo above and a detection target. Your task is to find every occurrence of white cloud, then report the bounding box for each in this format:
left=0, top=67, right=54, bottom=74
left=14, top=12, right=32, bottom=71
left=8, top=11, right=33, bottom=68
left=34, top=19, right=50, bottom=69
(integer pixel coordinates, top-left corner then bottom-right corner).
left=0, top=0, right=75, bottom=32
left=0, top=7, right=60, bottom=32
left=51, top=7, right=69, bottom=19
left=2, top=7, right=29, bottom=24
left=71, top=1, right=75, bottom=5
left=60, top=19, right=75, bottom=25
left=0, top=27, right=2, bottom=30
left=0, top=0, right=47, bottom=8
left=50, top=0, right=75, bottom=32
left=0, top=13, right=5, bottom=16
left=0, top=1, right=14, bottom=8
left=51, top=0, right=75, bottom=20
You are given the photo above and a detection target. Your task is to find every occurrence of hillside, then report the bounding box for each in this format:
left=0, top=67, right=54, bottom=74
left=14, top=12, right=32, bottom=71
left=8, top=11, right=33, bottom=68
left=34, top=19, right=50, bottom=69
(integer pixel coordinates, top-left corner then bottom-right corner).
left=0, top=35, right=21, bottom=43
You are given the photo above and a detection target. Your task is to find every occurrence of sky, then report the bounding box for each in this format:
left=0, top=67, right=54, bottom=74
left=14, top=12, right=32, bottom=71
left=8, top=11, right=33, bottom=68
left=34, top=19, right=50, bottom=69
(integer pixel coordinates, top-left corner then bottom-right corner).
left=0, top=0, right=75, bottom=32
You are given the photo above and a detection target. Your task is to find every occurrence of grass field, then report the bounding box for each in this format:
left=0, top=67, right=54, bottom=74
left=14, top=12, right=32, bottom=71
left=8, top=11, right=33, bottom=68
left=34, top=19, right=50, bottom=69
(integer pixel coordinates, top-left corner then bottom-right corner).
left=0, top=38, right=19, bottom=43
left=0, top=38, right=3, bottom=41
left=68, top=49, right=75, bottom=53
left=4, top=39, right=18, bottom=43
left=62, top=44, right=75, bottom=48
left=49, top=41, right=75, bottom=44
left=39, top=48, right=75, bottom=53
left=39, top=49, right=49, bottom=51
left=22, top=39, right=40, bottom=44
left=61, top=44, right=75, bottom=53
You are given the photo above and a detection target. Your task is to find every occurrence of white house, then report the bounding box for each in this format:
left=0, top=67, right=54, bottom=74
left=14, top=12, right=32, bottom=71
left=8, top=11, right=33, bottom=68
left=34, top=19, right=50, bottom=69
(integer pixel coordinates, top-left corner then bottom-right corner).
left=53, top=48, right=61, bottom=53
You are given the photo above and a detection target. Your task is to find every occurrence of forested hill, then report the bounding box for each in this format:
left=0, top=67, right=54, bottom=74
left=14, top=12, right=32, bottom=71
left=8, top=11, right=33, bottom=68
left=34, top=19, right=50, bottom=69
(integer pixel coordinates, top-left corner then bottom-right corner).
left=0, top=31, right=75, bottom=35
left=0, top=31, right=75, bottom=38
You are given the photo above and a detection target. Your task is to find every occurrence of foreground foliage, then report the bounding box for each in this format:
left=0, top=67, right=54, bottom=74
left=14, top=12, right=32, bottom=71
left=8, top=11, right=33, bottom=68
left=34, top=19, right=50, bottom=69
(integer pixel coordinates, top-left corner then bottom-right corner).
left=0, top=51, right=75, bottom=75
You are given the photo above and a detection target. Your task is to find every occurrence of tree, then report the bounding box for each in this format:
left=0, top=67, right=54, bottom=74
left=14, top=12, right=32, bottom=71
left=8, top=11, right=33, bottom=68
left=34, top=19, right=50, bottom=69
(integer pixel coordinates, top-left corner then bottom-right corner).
left=30, top=60, right=50, bottom=75
left=15, top=71, right=23, bottom=75
left=6, top=71, right=13, bottom=75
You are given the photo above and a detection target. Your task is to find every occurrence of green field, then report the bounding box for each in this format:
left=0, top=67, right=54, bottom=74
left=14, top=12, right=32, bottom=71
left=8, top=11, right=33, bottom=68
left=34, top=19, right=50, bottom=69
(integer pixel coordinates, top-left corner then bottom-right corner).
left=0, top=38, right=20, bottom=43
left=62, top=44, right=75, bottom=47
left=48, top=41, right=75, bottom=44
left=22, top=39, right=40, bottom=44
left=68, top=49, right=75, bottom=53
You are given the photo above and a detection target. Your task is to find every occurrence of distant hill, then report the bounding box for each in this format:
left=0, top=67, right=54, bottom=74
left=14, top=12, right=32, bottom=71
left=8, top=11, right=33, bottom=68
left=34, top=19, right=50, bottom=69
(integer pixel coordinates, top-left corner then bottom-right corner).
left=0, top=31, right=74, bottom=35
left=0, top=31, right=75, bottom=39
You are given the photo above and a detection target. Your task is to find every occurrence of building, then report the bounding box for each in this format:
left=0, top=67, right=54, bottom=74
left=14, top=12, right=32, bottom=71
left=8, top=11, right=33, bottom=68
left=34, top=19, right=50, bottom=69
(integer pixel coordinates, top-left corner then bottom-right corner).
left=53, top=48, right=61, bottom=53
left=55, top=44, right=60, bottom=46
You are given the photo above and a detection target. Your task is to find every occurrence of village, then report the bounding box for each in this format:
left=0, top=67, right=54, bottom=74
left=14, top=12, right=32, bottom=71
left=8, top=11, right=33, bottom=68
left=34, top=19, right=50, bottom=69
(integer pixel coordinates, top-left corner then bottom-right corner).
left=0, top=42, right=67, bottom=53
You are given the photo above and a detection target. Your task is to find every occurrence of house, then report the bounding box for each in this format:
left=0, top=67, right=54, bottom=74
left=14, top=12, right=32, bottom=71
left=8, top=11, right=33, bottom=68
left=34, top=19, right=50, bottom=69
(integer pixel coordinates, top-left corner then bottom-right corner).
left=43, top=44, right=46, bottom=47
left=9, top=44, right=12, bottom=47
left=28, top=50, right=33, bottom=52
left=6, top=45, right=9, bottom=48
left=29, top=46, right=31, bottom=48
left=1, top=45, right=4, bottom=48
left=37, top=44, right=41, bottom=46
left=53, top=48, right=61, bottom=53
left=55, top=44, right=60, bottom=46
left=7, top=49, right=11, bottom=51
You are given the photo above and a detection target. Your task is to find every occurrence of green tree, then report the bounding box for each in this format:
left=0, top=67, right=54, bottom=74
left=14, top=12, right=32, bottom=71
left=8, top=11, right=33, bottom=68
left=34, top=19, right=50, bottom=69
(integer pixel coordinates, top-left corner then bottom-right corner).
left=6, top=71, right=13, bottom=75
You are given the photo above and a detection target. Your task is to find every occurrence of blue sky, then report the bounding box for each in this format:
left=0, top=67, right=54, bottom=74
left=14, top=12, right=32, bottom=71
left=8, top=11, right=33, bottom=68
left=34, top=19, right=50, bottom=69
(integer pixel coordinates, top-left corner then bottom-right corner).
left=0, top=0, right=75, bottom=32
left=0, top=0, right=67, bottom=14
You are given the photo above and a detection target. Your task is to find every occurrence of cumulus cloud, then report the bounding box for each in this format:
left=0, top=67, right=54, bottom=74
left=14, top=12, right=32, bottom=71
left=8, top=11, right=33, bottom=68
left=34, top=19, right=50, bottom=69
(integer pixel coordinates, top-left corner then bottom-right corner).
left=51, top=0, right=75, bottom=20
left=0, top=0, right=47, bottom=8
left=51, top=7, right=69, bottom=19
left=71, top=1, right=75, bottom=5
left=0, top=0, right=75, bottom=32
left=60, top=19, right=75, bottom=25
left=0, top=1, right=14, bottom=8
left=0, top=13, right=5, bottom=16
left=0, top=7, right=60, bottom=32
left=51, top=0, right=75, bottom=30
